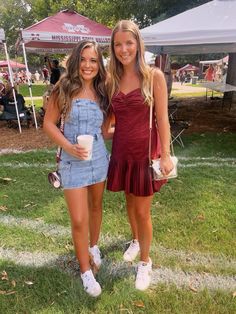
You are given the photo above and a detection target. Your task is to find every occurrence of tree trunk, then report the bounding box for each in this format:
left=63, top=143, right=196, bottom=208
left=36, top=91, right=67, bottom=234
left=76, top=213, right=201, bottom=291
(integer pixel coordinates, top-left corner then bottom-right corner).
left=225, top=53, right=236, bottom=107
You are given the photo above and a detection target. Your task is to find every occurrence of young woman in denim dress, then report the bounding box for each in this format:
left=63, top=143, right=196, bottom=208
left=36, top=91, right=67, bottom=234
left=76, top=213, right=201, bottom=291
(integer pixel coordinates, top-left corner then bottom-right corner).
left=44, top=41, right=112, bottom=297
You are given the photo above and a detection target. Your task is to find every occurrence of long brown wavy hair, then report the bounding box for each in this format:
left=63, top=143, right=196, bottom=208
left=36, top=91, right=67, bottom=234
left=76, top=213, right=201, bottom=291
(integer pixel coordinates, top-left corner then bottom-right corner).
left=108, top=20, right=152, bottom=106
left=50, top=40, right=109, bottom=118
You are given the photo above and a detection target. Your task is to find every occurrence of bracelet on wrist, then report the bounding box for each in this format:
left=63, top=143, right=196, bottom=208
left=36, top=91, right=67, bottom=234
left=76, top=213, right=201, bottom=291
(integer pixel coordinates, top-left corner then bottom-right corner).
left=161, top=151, right=171, bottom=158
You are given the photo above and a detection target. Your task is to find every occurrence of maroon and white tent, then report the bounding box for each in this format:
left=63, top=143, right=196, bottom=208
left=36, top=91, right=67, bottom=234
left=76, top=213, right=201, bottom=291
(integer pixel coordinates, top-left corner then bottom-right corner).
left=16, top=10, right=112, bottom=131
left=18, top=9, right=112, bottom=54
left=177, top=64, right=199, bottom=74
left=0, top=60, right=26, bottom=69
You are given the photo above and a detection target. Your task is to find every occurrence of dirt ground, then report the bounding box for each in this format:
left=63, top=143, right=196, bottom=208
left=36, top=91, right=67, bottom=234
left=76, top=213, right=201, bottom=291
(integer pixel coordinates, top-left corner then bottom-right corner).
left=0, top=97, right=236, bottom=151
left=174, top=97, right=236, bottom=133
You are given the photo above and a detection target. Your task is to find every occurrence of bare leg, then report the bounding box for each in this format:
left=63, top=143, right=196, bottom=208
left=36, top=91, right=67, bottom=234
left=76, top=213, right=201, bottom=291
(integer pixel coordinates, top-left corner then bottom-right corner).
left=64, top=187, right=90, bottom=273
left=88, top=181, right=105, bottom=247
left=125, top=193, right=138, bottom=240
left=133, top=195, right=153, bottom=262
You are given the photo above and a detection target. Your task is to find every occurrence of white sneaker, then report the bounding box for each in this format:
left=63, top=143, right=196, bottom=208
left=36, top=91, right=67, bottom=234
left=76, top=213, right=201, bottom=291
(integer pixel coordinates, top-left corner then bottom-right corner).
left=123, top=239, right=140, bottom=262
left=89, top=245, right=102, bottom=274
left=80, top=269, right=102, bottom=297
left=135, top=258, right=152, bottom=291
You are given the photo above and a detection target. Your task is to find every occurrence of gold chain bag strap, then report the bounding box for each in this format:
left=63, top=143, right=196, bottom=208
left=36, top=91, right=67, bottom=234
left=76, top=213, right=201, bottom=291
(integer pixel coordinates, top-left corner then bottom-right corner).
left=149, top=70, right=178, bottom=180
left=48, top=112, right=65, bottom=188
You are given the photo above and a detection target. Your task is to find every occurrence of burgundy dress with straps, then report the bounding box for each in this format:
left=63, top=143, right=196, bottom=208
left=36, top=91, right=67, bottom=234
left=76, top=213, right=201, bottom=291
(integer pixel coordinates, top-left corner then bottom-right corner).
left=107, top=88, right=166, bottom=196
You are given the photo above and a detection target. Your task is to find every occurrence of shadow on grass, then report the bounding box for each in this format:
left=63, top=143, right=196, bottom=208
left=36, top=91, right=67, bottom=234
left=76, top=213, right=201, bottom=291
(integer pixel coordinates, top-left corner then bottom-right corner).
left=0, top=252, right=136, bottom=314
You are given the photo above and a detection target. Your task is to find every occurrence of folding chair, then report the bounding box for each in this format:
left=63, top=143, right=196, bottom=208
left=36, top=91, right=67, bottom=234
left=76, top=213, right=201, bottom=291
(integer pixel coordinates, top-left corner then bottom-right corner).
left=168, top=102, right=178, bottom=122
left=0, top=96, right=32, bottom=128
left=170, top=120, right=190, bottom=147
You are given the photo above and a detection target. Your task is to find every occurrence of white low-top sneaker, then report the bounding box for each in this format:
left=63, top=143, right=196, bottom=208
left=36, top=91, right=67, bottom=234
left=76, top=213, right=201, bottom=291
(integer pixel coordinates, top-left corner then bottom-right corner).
left=89, top=245, right=102, bottom=274
left=80, top=269, right=102, bottom=297
left=135, top=258, right=152, bottom=291
left=123, top=239, right=140, bottom=262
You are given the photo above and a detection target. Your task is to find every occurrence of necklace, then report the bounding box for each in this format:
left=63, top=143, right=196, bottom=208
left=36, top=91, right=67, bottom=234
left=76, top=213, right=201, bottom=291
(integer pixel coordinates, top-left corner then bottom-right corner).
left=83, top=86, right=89, bottom=98
left=82, top=85, right=96, bottom=101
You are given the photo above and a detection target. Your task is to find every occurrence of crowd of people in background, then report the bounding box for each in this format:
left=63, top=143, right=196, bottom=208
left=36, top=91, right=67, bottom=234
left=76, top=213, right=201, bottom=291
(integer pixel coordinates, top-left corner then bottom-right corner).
left=0, top=56, right=62, bottom=127
left=0, top=56, right=62, bottom=86
left=0, top=56, right=229, bottom=95
left=204, top=63, right=228, bottom=83
left=0, top=53, right=229, bottom=119
left=172, top=61, right=228, bottom=85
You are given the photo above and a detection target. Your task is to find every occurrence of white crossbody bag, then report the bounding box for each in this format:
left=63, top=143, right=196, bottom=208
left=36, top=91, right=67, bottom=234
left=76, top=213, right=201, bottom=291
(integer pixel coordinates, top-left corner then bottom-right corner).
left=149, top=71, right=178, bottom=180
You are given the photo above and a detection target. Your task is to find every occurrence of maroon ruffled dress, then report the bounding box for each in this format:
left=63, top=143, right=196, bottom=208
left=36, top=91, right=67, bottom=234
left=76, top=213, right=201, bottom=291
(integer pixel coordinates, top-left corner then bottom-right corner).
left=107, top=88, right=166, bottom=196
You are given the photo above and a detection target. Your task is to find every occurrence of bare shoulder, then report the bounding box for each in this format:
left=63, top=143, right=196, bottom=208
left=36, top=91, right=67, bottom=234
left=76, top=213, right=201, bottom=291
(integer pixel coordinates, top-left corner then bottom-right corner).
left=151, top=68, right=166, bottom=90
left=152, top=67, right=165, bottom=81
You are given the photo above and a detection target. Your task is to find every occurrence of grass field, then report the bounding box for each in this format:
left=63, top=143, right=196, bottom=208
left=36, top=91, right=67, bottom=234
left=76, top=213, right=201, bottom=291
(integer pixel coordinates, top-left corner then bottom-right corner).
left=19, top=84, right=47, bottom=97
left=0, top=133, right=236, bottom=313
left=25, top=98, right=43, bottom=109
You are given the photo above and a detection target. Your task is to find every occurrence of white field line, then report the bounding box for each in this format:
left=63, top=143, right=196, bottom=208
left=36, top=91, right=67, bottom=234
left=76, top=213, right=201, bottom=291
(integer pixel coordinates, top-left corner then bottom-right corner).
left=0, top=148, right=54, bottom=156
left=105, top=260, right=236, bottom=292
left=157, top=246, right=236, bottom=271
left=0, top=215, right=235, bottom=272
left=1, top=161, right=236, bottom=169
left=0, top=162, right=55, bottom=168
left=0, top=248, right=236, bottom=292
left=178, top=157, right=236, bottom=162
left=0, top=149, right=36, bottom=156
left=0, top=215, right=70, bottom=237
left=0, top=148, right=236, bottom=162
left=151, top=266, right=236, bottom=292
left=180, top=162, right=236, bottom=168
left=0, top=248, right=58, bottom=267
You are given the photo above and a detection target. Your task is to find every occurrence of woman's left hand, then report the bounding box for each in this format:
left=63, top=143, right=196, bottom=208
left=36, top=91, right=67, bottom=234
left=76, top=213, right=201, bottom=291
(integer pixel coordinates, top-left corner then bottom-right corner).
left=159, top=156, right=174, bottom=176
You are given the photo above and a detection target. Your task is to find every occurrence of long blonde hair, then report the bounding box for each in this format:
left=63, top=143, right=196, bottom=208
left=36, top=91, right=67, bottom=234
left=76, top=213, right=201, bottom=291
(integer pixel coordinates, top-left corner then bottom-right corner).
left=108, top=20, right=152, bottom=106
left=50, top=40, right=108, bottom=118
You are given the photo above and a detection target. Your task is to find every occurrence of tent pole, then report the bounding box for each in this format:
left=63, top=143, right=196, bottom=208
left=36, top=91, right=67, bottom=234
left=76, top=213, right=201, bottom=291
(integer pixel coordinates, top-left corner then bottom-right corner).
left=3, top=42, right=22, bottom=133
left=22, top=42, right=38, bottom=129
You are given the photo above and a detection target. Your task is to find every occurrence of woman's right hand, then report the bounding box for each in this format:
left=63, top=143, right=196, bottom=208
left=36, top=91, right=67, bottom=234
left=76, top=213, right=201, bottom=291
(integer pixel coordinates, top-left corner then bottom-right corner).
left=64, top=143, right=89, bottom=160
left=159, top=155, right=174, bottom=177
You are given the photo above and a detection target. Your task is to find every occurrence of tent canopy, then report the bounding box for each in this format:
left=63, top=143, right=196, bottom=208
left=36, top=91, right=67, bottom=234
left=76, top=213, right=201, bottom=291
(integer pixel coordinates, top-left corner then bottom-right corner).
left=177, top=64, right=199, bottom=73
left=0, top=60, right=26, bottom=68
left=18, top=9, right=112, bottom=54
left=144, top=51, right=155, bottom=64
left=199, top=55, right=229, bottom=65
left=141, top=0, right=236, bottom=55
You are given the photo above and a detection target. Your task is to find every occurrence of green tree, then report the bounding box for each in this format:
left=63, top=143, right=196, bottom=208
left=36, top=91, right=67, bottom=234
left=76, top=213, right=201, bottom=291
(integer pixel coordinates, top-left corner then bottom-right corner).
left=152, top=0, right=209, bottom=22
left=0, top=0, right=212, bottom=63
left=0, top=0, right=34, bottom=52
left=79, top=0, right=210, bottom=28
left=28, top=0, right=211, bottom=29
left=27, top=0, right=83, bottom=21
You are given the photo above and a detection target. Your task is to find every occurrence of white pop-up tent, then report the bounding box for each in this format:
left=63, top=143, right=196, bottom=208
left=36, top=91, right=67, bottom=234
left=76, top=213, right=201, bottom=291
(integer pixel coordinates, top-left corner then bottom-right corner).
left=144, top=51, right=155, bottom=65
left=0, top=28, right=24, bottom=133
left=141, top=0, right=236, bottom=55
left=199, top=55, right=229, bottom=65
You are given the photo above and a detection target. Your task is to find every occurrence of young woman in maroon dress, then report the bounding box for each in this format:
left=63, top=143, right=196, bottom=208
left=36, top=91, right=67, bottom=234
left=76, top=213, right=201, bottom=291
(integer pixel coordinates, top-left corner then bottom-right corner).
left=107, top=20, right=174, bottom=291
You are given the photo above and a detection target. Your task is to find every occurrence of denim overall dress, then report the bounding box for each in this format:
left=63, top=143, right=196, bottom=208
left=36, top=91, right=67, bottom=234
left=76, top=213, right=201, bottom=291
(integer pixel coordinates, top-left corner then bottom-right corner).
left=58, top=98, right=109, bottom=189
